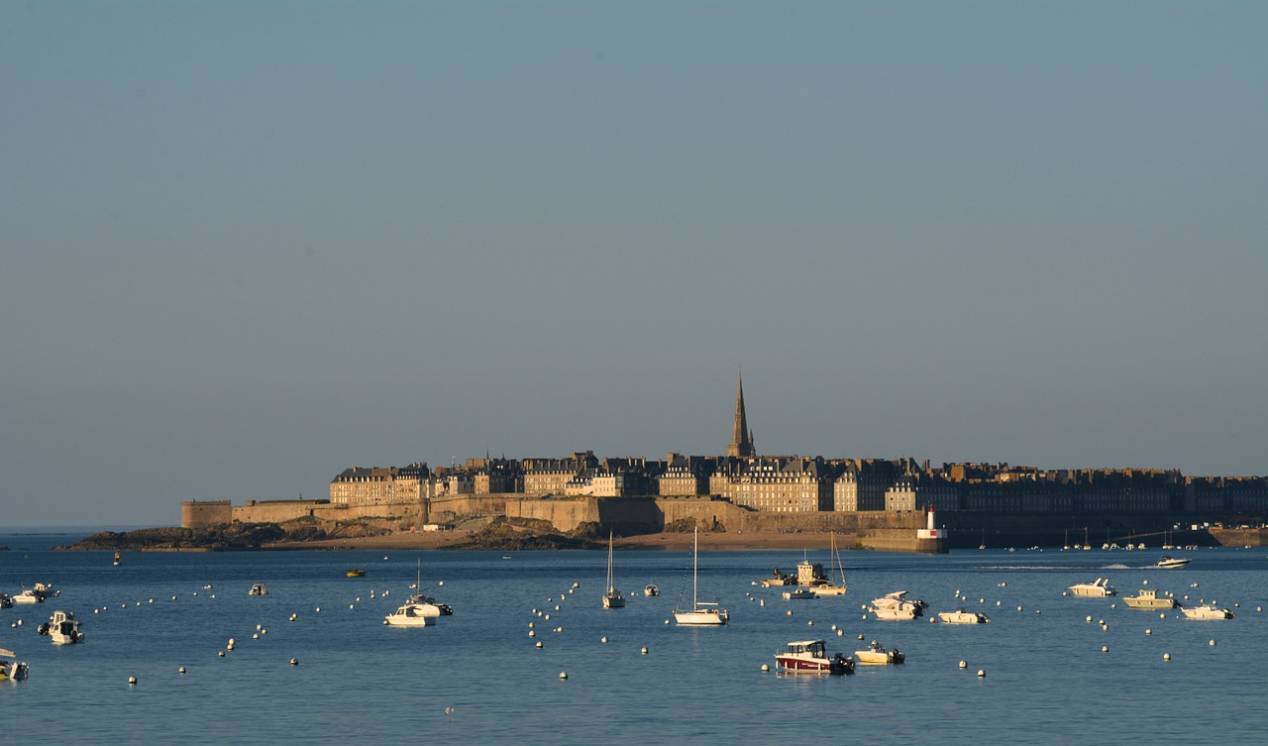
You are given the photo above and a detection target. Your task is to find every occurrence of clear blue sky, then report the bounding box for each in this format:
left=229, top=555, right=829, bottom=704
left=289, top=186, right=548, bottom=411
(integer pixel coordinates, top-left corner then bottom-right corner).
left=2, top=2, right=1265, bottom=526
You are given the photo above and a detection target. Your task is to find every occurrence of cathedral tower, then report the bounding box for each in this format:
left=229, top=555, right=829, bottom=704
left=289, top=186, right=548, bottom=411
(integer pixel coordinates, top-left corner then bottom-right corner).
left=726, top=373, right=755, bottom=458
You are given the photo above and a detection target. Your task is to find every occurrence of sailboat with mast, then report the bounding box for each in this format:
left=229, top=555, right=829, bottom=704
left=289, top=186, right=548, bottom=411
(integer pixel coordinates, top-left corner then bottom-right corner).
left=673, top=527, right=728, bottom=626
left=602, top=531, right=625, bottom=609
left=384, top=557, right=451, bottom=627
left=810, top=533, right=848, bottom=597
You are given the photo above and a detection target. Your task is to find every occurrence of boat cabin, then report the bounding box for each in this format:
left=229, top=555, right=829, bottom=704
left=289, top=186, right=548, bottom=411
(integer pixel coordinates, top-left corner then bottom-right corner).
left=786, top=640, right=827, bottom=658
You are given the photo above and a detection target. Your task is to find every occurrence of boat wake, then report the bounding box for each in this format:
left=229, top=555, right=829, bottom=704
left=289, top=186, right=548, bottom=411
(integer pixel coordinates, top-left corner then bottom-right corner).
left=1100, top=563, right=1132, bottom=570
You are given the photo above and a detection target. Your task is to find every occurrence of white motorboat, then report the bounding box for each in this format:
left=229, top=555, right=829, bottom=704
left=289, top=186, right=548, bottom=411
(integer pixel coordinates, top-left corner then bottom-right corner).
left=1155, top=556, right=1190, bottom=569
left=782, top=587, right=817, bottom=601
left=870, top=590, right=925, bottom=620
left=644, top=584, right=659, bottom=597
left=12, top=589, right=41, bottom=605
left=854, top=641, right=905, bottom=665
left=1067, top=578, right=1116, bottom=598
left=1123, top=588, right=1175, bottom=610
left=775, top=640, right=854, bottom=675
left=32, top=583, right=56, bottom=600
left=1179, top=604, right=1233, bottom=620
left=0, top=648, right=29, bottom=682
left=795, top=556, right=828, bottom=587
left=673, top=528, right=728, bottom=626
left=937, top=609, right=990, bottom=624
left=39, top=611, right=84, bottom=645
left=248, top=584, right=268, bottom=597
left=602, top=532, right=625, bottom=609
left=383, top=603, right=435, bottom=627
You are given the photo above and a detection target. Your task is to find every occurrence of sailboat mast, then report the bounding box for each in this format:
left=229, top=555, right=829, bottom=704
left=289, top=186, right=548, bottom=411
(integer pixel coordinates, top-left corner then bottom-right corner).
left=693, top=526, right=699, bottom=609
left=607, top=531, right=614, bottom=591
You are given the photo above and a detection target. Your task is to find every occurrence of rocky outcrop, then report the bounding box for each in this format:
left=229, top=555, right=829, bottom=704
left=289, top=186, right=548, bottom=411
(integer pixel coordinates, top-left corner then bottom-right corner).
left=58, top=524, right=288, bottom=551
left=451, top=517, right=603, bottom=550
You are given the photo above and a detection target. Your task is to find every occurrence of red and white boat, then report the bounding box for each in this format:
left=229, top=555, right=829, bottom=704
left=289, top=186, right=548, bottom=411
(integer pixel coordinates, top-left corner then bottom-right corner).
left=775, top=640, right=854, bottom=675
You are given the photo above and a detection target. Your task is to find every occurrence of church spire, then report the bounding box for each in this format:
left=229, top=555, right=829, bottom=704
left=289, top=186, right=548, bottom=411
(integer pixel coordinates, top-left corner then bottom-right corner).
left=726, top=372, right=755, bottom=458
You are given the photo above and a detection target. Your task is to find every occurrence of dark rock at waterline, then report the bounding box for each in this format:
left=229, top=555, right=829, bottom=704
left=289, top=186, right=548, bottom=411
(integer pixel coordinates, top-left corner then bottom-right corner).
left=56, top=523, right=292, bottom=551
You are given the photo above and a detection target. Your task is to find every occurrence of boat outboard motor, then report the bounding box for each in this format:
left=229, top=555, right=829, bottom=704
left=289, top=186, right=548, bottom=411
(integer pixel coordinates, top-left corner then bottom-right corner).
left=37, top=622, right=50, bottom=636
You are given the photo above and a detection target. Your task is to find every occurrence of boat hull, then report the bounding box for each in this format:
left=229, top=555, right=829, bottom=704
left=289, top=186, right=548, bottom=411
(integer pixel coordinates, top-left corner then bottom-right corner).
left=775, top=655, right=852, bottom=675
left=809, top=585, right=846, bottom=597
left=384, top=615, right=432, bottom=627
left=1180, top=607, right=1233, bottom=620
left=1124, top=597, right=1175, bottom=609
left=673, top=610, right=728, bottom=626
left=602, top=595, right=625, bottom=609
left=854, top=650, right=904, bottom=665
left=937, top=611, right=988, bottom=624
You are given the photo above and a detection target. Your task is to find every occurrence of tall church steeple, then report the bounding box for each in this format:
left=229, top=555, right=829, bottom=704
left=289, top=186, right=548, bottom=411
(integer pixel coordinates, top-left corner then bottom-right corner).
left=726, top=373, right=755, bottom=458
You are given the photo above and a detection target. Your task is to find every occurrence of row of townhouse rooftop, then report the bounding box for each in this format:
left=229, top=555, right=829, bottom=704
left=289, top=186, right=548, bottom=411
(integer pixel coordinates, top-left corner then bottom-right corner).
left=328, top=453, right=1268, bottom=515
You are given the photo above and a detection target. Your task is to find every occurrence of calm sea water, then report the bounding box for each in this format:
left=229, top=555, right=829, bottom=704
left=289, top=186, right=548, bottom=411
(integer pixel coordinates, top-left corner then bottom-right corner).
left=2, top=532, right=1266, bottom=745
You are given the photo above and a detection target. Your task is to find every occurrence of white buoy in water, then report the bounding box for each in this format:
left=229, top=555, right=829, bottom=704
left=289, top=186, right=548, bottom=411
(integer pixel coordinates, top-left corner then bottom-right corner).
left=977, top=670, right=986, bottom=678
left=1086, top=616, right=1093, bottom=623
left=601, top=636, right=608, bottom=644
left=640, top=646, right=649, bottom=655
left=559, top=671, right=568, bottom=680
left=1159, top=612, right=1166, bottom=620
left=290, top=657, right=299, bottom=666
left=179, top=666, right=187, bottom=674
left=128, top=676, right=138, bottom=686
left=761, top=663, right=770, bottom=672
left=858, top=634, right=865, bottom=640
left=438, top=581, right=444, bottom=587
left=544, top=614, right=551, bottom=620
left=664, top=619, right=670, bottom=625
left=807, top=620, right=814, bottom=626
left=252, top=633, right=259, bottom=640
left=1100, top=645, right=1109, bottom=653
left=289, top=613, right=297, bottom=622
left=1145, top=629, right=1152, bottom=636
left=836, top=628, right=844, bottom=637
left=315, top=607, right=321, bottom=613
left=1208, top=639, right=1216, bottom=647
left=528, top=631, right=536, bottom=638
left=528, top=622, right=535, bottom=629
left=535, top=641, right=543, bottom=649
left=1017, top=606, right=1023, bottom=612
left=218, top=651, right=225, bottom=657
left=1163, top=653, right=1171, bottom=661
left=785, top=610, right=792, bottom=617
left=959, top=660, right=968, bottom=669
